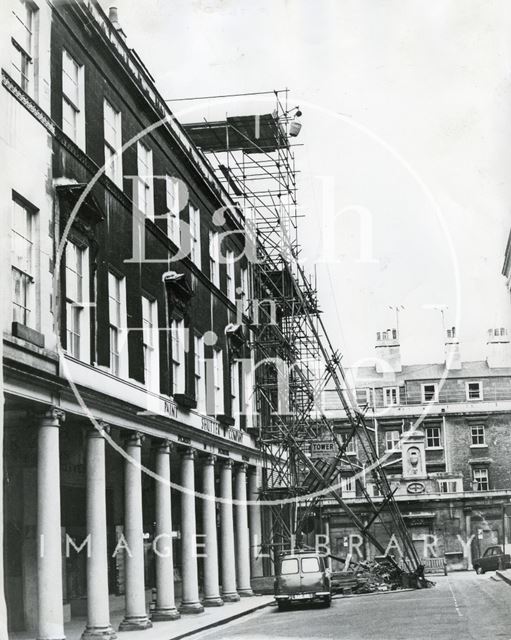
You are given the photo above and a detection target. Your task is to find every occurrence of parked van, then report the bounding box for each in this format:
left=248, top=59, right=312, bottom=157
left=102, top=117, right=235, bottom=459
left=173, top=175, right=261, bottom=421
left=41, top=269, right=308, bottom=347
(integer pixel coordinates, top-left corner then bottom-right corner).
left=274, top=550, right=331, bottom=610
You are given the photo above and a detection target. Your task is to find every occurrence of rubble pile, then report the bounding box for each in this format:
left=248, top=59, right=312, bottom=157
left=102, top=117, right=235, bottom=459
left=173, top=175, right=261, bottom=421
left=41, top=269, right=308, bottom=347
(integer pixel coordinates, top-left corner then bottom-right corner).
left=330, top=557, right=413, bottom=595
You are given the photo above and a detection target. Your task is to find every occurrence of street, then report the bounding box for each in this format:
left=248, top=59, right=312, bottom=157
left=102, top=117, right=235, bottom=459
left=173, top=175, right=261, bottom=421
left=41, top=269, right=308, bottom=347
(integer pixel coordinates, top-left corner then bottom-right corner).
left=195, top=572, right=511, bottom=640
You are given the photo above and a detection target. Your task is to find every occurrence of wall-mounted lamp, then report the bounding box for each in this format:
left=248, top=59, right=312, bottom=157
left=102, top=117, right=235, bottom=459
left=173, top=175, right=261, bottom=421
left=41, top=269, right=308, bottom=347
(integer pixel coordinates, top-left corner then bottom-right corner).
left=289, top=107, right=302, bottom=137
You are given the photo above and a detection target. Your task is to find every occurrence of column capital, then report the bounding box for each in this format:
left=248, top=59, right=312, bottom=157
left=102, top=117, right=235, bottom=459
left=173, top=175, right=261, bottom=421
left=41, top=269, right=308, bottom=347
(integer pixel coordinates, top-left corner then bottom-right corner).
left=220, top=458, right=233, bottom=470
left=200, top=453, right=217, bottom=466
left=87, top=421, right=110, bottom=438
left=235, top=462, right=248, bottom=473
left=124, top=431, right=144, bottom=447
left=36, top=405, right=65, bottom=426
left=180, top=447, right=196, bottom=461
left=153, top=439, right=173, bottom=454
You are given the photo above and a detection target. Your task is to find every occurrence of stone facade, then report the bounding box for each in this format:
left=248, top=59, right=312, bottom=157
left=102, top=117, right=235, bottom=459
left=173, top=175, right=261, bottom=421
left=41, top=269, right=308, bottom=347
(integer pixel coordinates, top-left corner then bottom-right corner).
left=1, top=1, right=265, bottom=636
left=321, top=328, right=511, bottom=572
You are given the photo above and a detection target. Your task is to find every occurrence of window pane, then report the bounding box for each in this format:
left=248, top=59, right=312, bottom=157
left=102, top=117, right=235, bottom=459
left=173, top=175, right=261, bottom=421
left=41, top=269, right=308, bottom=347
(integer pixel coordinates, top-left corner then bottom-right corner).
left=426, top=427, right=440, bottom=447
left=301, top=557, right=320, bottom=573
left=104, top=144, right=117, bottom=180
left=189, top=205, right=200, bottom=265
left=280, top=558, right=299, bottom=575
left=63, top=51, right=79, bottom=105
left=108, top=273, right=121, bottom=327
left=110, top=326, right=119, bottom=375
left=62, top=98, right=77, bottom=140
left=468, top=383, right=481, bottom=399
left=104, top=100, right=118, bottom=146
left=12, top=268, right=30, bottom=325
left=166, top=177, right=180, bottom=243
left=66, top=302, right=81, bottom=358
left=13, top=0, right=33, bottom=54
left=423, top=385, right=436, bottom=401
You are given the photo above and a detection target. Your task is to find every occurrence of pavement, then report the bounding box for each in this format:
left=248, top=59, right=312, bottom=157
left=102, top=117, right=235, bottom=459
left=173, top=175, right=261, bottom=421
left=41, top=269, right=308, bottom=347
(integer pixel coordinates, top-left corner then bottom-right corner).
left=190, top=571, right=511, bottom=640
left=11, top=571, right=511, bottom=640
left=9, top=595, right=274, bottom=640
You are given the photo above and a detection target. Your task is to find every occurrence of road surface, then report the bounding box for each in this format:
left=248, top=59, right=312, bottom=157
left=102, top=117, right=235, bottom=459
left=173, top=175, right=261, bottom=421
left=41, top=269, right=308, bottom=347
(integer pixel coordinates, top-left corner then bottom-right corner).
left=195, top=572, right=511, bottom=640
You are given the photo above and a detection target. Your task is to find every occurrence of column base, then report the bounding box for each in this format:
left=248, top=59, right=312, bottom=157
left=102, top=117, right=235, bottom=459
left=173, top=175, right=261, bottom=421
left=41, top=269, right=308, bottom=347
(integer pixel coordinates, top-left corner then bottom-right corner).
left=221, top=591, right=241, bottom=603
left=118, top=616, right=152, bottom=632
left=151, top=607, right=181, bottom=621
left=179, top=601, right=204, bottom=614
left=202, top=596, right=224, bottom=607
left=81, top=625, right=117, bottom=640
left=238, top=588, right=254, bottom=597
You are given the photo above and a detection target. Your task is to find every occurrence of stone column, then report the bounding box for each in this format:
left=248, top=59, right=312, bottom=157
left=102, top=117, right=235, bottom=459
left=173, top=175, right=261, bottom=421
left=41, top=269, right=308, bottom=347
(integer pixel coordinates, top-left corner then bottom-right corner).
left=37, top=407, right=66, bottom=640
left=248, top=467, right=263, bottom=578
left=82, top=424, right=116, bottom=640
left=219, top=460, right=240, bottom=602
left=152, top=441, right=180, bottom=621
left=179, top=448, right=204, bottom=614
left=119, top=433, right=152, bottom=631
left=234, top=464, right=253, bottom=596
left=201, top=455, right=223, bottom=607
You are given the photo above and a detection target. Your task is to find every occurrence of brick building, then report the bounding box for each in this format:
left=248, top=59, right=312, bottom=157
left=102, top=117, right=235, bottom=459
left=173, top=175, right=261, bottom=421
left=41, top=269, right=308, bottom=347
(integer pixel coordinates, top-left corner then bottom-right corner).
left=321, top=327, right=511, bottom=572
left=1, top=1, right=267, bottom=637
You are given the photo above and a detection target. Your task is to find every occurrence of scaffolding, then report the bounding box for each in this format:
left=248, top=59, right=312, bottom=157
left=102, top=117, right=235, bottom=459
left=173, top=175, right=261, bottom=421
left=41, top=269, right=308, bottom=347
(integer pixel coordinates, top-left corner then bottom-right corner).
left=184, top=90, right=423, bottom=580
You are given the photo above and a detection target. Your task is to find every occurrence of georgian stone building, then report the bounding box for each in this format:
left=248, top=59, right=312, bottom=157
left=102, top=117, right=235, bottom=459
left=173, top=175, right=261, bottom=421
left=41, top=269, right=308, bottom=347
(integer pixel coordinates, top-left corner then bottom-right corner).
left=322, top=327, right=511, bottom=572
left=1, top=1, right=264, bottom=637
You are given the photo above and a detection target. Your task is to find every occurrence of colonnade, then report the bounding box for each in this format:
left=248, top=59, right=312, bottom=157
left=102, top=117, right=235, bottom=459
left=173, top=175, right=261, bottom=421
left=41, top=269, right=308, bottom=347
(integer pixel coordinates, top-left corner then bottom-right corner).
left=33, top=409, right=263, bottom=639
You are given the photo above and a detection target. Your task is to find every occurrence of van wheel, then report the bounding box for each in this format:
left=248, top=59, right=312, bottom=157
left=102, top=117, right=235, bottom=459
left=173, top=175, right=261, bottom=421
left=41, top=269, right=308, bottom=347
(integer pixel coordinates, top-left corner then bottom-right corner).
left=475, top=566, right=484, bottom=575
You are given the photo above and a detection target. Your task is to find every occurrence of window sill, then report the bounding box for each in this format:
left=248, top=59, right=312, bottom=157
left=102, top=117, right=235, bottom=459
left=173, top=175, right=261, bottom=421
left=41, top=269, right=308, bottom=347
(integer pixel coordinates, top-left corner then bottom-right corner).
left=426, top=447, right=444, bottom=451
left=217, top=414, right=235, bottom=427
left=174, top=393, right=196, bottom=410
left=12, top=322, right=45, bottom=348
left=470, top=444, right=488, bottom=449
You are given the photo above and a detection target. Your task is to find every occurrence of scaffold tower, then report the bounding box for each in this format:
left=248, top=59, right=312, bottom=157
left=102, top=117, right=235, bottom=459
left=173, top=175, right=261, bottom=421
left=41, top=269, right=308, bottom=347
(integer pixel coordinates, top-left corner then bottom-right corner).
left=184, top=90, right=424, bottom=580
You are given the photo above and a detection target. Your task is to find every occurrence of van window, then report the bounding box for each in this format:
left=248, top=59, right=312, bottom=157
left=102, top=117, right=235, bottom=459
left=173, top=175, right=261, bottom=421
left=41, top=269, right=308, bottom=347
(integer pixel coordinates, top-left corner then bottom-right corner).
left=301, top=557, right=320, bottom=573
left=281, top=558, right=299, bottom=575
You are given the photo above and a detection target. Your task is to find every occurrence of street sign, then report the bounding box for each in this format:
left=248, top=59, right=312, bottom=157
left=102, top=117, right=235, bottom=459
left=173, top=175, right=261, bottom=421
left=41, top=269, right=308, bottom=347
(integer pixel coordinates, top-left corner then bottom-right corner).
left=310, top=441, right=336, bottom=458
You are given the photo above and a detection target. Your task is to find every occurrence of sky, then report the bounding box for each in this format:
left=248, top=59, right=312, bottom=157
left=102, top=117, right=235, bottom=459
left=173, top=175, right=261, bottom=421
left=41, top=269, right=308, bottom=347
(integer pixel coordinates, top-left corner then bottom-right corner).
left=103, top=0, right=511, bottom=366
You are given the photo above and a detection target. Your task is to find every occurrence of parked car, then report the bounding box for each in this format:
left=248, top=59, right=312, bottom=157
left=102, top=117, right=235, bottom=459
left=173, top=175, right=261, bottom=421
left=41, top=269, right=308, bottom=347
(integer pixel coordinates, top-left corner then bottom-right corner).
left=473, top=545, right=511, bottom=574
left=274, top=550, right=331, bottom=610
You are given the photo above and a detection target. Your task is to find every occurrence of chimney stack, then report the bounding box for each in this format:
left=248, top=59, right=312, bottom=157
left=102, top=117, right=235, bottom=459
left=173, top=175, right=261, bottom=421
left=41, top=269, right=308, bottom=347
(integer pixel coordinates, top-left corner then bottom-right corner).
left=444, top=326, right=461, bottom=370
left=375, top=328, right=402, bottom=373
left=108, top=6, right=126, bottom=39
left=486, top=328, right=511, bottom=368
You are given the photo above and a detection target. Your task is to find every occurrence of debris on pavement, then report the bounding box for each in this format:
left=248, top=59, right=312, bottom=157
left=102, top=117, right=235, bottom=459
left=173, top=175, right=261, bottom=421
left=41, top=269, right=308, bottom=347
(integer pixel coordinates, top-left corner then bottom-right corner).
left=330, top=557, right=434, bottom=595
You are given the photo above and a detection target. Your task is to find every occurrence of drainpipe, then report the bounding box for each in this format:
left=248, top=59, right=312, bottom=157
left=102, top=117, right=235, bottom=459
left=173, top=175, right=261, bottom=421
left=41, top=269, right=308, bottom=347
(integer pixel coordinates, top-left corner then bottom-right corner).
left=442, top=415, right=450, bottom=473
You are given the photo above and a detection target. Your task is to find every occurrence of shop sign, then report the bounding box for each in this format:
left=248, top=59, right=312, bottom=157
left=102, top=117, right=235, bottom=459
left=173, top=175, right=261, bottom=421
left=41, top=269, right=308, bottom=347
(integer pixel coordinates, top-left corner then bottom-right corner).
left=310, top=441, right=335, bottom=458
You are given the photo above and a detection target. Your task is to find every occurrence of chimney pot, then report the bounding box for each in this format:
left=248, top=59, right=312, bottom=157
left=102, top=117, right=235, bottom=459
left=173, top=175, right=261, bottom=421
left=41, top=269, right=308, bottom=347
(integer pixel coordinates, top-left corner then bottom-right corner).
left=487, top=327, right=511, bottom=368
left=444, top=327, right=461, bottom=370
left=109, top=6, right=118, bottom=23
left=375, top=327, right=401, bottom=373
